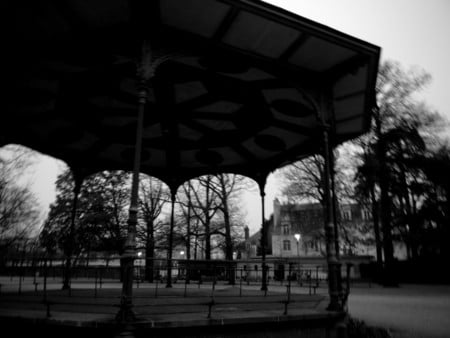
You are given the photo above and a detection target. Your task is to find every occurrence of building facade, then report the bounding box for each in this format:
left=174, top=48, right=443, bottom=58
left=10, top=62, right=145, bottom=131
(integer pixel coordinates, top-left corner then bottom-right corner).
left=241, top=198, right=409, bottom=262
left=271, top=198, right=377, bottom=258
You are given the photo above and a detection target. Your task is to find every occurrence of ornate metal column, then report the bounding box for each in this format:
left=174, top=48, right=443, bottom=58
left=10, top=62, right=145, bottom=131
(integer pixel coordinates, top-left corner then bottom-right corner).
left=330, top=149, right=340, bottom=258
left=329, top=105, right=341, bottom=259
left=258, top=178, right=268, bottom=291
left=322, top=126, right=342, bottom=311
left=166, top=191, right=176, bottom=288
left=116, top=41, right=150, bottom=322
left=62, top=176, right=82, bottom=290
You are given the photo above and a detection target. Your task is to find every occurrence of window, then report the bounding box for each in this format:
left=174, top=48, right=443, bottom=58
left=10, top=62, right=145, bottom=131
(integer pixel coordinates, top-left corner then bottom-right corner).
left=282, top=224, right=290, bottom=235
left=283, top=240, right=291, bottom=251
left=361, top=208, right=371, bottom=220
left=342, top=208, right=352, bottom=221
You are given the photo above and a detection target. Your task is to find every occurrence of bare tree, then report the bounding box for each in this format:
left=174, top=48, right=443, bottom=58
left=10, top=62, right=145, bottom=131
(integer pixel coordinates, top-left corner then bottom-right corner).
left=278, top=149, right=362, bottom=255
left=189, top=176, right=221, bottom=260
left=0, top=145, right=40, bottom=259
left=280, top=155, right=326, bottom=205
left=353, top=60, right=445, bottom=284
left=137, top=175, right=170, bottom=281
left=206, top=174, right=249, bottom=283
left=206, top=174, right=249, bottom=260
left=178, top=183, right=196, bottom=261
left=41, top=169, right=131, bottom=288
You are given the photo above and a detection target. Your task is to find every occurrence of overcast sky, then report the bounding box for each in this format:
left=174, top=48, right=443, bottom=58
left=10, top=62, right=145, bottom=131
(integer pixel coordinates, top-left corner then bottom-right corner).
left=265, top=0, right=450, bottom=122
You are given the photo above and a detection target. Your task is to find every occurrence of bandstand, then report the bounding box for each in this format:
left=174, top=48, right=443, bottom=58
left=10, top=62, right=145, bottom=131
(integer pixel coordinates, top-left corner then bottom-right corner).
left=1, top=0, right=380, bottom=334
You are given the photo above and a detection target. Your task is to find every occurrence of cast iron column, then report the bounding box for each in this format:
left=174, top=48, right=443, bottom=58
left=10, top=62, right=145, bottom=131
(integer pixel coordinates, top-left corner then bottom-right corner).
left=322, top=126, right=342, bottom=311
left=330, top=149, right=340, bottom=258
left=62, top=177, right=82, bottom=290
left=166, top=192, right=176, bottom=288
left=259, top=181, right=268, bottom=291
left=116, top=72, right=147, bottom=323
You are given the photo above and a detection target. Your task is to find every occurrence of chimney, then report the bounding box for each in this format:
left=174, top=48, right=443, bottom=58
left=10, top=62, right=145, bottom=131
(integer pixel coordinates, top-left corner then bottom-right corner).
left=244, top=226, right=249, bottom=240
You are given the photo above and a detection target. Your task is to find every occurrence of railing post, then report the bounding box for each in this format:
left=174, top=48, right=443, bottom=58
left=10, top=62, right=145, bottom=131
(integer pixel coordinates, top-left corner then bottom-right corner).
left=94, top=268, right=98, bottom=298
left=33, top=258, right=37, bottom=292
left=46, top=301, right=51, bottom=318
left=207, top=299, right=214, bottom=319
left=239, top=268, right=243, bottom=297
left=43, top=259, right=48, bottom=303
left=309, top=269, right=312, bottom=295
left=212, top=267, right=216, bottom=294
left=287, top=263, right=292, bottom=303
left=18, top=265, right=22, bottom=295
left=154, top=274, right=159, bottom=298
left=184, top=275, right=188, bottom=298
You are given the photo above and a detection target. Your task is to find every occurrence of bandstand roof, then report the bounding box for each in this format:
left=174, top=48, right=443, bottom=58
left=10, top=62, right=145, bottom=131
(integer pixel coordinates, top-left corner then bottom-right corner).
left=2, top=0, right=380, bottom=188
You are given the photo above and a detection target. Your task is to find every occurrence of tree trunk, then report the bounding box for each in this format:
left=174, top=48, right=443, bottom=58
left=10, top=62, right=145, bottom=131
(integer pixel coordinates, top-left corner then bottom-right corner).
left=370, top=185, right=383, bottom=266
left=399, top=146, right=417, bottom=260
left=375, top=110, right=396, bottom=286
left=194, top=233, right=198, bottom=260
left=145, top=219, right=154, bottom=282
left=397, top=187, right=411, bottom=260
left=186, top=196, right=191, bottom=283
left=204, top=220, right=211, bottom=260
left=219, top=175, right=235, bottom=284
left=379, top=151, right=396, bottom=285
left=204, top=178, right=212, bottom=260
left=223, top=200, right=234, bottom=284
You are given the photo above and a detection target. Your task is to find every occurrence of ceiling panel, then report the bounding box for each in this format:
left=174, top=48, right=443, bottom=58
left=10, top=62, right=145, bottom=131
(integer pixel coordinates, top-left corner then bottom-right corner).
left=160, top=0, right=230, bottom=38
left=222, top=11, right=301, bottom=58
left=288, top=37, right=357, bottom=71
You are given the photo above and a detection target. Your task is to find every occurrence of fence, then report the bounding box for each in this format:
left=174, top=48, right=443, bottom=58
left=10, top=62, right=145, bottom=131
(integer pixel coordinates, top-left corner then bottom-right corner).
left=0, top=257, right=336, bottom=320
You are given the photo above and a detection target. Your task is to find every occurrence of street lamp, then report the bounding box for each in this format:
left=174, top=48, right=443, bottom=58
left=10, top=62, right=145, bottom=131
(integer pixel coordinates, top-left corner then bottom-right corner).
left=136, top=251, right=143, bottom=282
left=294, top=233, right=301, bottom=256
left=294, top=233, right=301, bottom=284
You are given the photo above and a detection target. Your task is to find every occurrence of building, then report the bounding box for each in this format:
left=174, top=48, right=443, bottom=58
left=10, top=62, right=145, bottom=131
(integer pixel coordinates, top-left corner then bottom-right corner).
left=242, top=198, right=376, bottom=259
left=272, top=198, right=377, bottom=258
left=239, top=199, right=377, bottom=280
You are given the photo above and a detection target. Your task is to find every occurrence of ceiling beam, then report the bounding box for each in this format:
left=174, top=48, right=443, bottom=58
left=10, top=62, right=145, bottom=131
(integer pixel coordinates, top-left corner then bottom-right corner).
left=278, top=33, right=310, bottom=61
left=271, top=119, right=316, bottom=137
left=212, top=6, right=240, bottom=41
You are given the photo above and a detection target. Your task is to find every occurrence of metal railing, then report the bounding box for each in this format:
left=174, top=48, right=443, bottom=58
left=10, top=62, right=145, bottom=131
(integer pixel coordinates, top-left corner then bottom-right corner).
left=0, top=257, right=331, bottom=319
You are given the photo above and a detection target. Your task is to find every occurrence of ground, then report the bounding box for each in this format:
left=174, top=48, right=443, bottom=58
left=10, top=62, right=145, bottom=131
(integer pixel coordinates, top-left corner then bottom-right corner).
left=1, top=275, right=449, bottom=337
left=0, top=276, right=341, bottom=337
left=349, top=283, right=450, bottom=338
